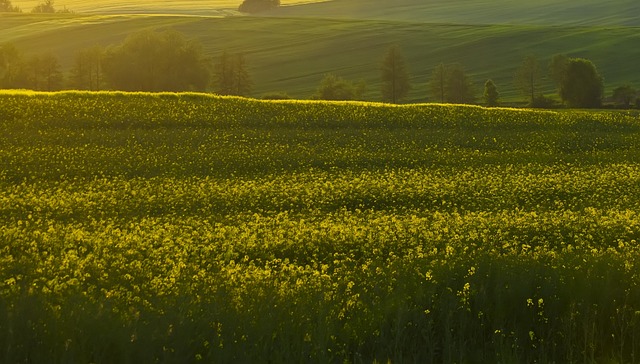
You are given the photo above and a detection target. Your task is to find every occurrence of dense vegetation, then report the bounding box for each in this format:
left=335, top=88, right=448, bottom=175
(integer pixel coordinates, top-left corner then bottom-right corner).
left=1, top=91, right=640, bottom=363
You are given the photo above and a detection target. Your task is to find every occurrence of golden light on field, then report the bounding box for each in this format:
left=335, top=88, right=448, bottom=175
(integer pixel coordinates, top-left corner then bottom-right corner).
left=14, top=0, right=330, bottom=14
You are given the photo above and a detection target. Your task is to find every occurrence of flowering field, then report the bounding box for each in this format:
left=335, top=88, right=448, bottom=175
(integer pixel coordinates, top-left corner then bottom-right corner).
left=1, top=91, right=640, bottom=363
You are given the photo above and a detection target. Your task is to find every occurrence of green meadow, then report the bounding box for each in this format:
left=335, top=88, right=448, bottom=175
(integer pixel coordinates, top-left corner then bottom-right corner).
left=1, top=91, right=640, bottom=362
left=2, top=0, right=640, bottom=102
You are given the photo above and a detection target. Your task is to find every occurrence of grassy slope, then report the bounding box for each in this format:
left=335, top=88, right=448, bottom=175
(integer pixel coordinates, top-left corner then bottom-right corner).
left=272, top=0, right=640, bottom=26
left=1, top=0, right=639, bottom=102
left=13, top=0, right=322, bottom=14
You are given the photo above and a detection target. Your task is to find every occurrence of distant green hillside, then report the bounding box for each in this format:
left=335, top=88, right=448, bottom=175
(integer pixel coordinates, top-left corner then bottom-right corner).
left=1, top=0, right=640, bottom=103
left=272, top=0, right=640, bottom=26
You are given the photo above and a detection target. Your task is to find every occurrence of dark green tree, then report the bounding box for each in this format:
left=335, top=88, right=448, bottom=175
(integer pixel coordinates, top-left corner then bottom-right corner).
left=69, top=45, right=104, bottom=91
left=428, top=63, right=447, bottom=103
left=238, top=0, right=280, bottom=13
left=483, top=79, right=499, bottom=107
left=514, top=55, right=542, bottom=105
left=612, top=85, right=636, bottom=108
left=313, top=73, right=365, bottom=101
left=549, top=53, right=569, bottom=91
left=0, top=0, right=21, bottom=12
left=25, top=52, right=63, bottom=91
left=380, top=45, right=411, bottom=104
left=445, top=63, right=475, bottom=104
left=559, top=58, right=604, bottom=108
left=102, top=30, right=211, bottom=92
left=214, top=52, right=252, bottom=96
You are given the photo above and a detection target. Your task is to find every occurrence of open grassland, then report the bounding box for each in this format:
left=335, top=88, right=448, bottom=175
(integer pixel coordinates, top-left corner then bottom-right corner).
left=12, top=0, right=324, bottom=14
left=1, top=91, right=640, bottom=363
left=2, top=0, right=640, bottom=102
left=273, top=0, right=640, bottom=26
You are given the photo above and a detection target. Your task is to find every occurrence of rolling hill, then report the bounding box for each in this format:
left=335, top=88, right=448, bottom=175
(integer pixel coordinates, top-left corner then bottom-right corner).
left=2, top=0, right=640, bottom=103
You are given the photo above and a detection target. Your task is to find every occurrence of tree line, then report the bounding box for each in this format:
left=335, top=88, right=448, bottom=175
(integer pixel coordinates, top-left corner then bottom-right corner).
left=300, top=46, right=629, bottom=109
left=1, top=0, right=72, bottom=13
left=0, top=29, right=252, bottom=95
left=373, top=46, right=620, bottom=109
left=0, top=27, right=636, bottom=109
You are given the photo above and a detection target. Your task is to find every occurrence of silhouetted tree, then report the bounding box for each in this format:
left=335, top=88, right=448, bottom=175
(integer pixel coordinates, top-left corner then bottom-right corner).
left=26, top=53, right=63, bottom=91
left=428, top=63, right=474, bottom=104
left=238, top=0, right=280, bottom=13
left=549, top=53, right=569, bottom=91
left=70, top=45, right=104, bottom=90
left=428, top=63, right=447, bottom=103
left=0, top=43, right=28, bottom=88
left=102, top=30, right=212, bottom=92
left=31, top=0, right=55, bottom=13
left=612, top=85, right=636, bottom=108
left=446, top=63, right=475, bottom=104
left=214, top=51, right=252, bottom=96
left=0, top=0, right=21, bottom=12
left=313, top=73, right=365, bottom=101
left=381, top=45, right=410, bottom=104
left=483, top=79, right=499, bottom=107
left=514, top=55, right=542, bottom=106
left=559, top=58, right=604, bottom=108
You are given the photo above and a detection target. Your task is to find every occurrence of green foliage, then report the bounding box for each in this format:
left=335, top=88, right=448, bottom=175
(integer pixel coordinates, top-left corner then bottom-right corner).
left=238, top=0, right=280, bottom=13
left=69, top=46, right=104, bottom=91
left=559, top=58, right=604, bottom=108
left=0, top=43, right=27, bottom=88
left=428, top=63, right=475, bottom=104
left=445, top=63, right=475, bottom=104
left=261, top=91, right=291, bottom=100
left=25, top=52, right=64, bottom=91
left=514, top=55, right=542, bottom=105
left=214, top=51, right=252, bottom=96
left=483, top=79, right=499, bottom=106
left=313, top=73, right=365, bottom=101
left=102, top=29, right=211, bottom=92
left=612, top=84, right=637, bottom=108
left=530, top=94, right=558, bottom=109
left=2, top=92, right=640, bottom=362
left=380, top=45, right=410, bottom=104
left=549, top=53, right=569, bottom=90
left=428, top=63, right=447, bottom=103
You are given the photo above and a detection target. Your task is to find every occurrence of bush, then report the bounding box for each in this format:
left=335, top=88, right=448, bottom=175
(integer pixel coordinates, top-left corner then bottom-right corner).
left=261, top=91, right=291, bottom=100
left=313, top=73, right=366, bottom=101
left=530, top=94, right=558, bottom=109
left=559, top=58, right=604, bottom=108
left=238, top=0, right=280, bottom=13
